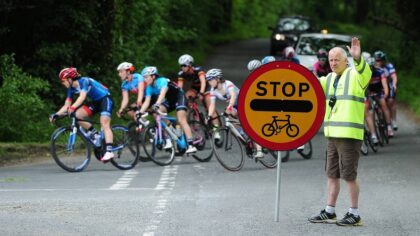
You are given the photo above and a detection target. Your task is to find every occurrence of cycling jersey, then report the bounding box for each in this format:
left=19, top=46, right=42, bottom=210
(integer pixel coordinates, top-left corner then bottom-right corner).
left=380, top=63, right=397, bottom=98
left=121, top=73, right=144, bottom=94
left=210, top=80, right=240, bottom=106
left=145, top=77, right=187, bottom=112
left=178, top=66, right=207, bottom=92
left=367, top=66, right=386, bottom=93
left=66, top=77, right=109, bottom=101
left=313, top=61, right=332, bottom=77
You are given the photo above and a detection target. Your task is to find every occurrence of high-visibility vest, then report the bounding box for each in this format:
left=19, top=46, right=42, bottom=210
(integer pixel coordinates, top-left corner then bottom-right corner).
left=319, top=57, right=371, bottom=140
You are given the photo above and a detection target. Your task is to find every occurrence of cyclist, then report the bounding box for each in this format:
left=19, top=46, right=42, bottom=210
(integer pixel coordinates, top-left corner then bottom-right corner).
left=374, top=51, right=398, bottom=131
left=177, top=54, right=209, bottom=100
left=364, top=57, right=393, bottom=143
left=283, top=46, right=300, bottom=64
left=116, top=62, right=145, bottom=119
left=49, top=67, right=115, bottom=161
left=138, top=66, right=197, bottom=153
left=313, top=48, right=331, bottom=77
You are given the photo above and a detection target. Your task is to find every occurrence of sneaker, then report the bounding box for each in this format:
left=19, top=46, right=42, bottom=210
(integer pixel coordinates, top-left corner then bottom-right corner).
left=308, top=209, right=337, bottom=224
left=186, top=145, right=197, bottom=154
left=253, top=151, right=264, bottom=159
left=392, top=121, right=398, bottom=131
left=214, top=131, right=221, bottom=140
left=297, top=145, right=305, bottom=153
left=163, top=140, right=173, bottom=149
left=388, top=128, right=394, bottom=138
left=336, top=212, right=363, bottom=226
left=101, top=151, right=114, bottom=161
left=371, top=135, right=379, bottom=145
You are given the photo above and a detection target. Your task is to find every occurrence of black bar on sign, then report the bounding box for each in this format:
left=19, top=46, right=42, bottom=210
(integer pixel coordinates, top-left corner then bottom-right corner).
left=250, top=99, right=313, bottom=112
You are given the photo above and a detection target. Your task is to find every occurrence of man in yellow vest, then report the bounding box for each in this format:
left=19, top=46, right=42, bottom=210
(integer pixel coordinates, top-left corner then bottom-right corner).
left=308, top=37, right=371, bottom=226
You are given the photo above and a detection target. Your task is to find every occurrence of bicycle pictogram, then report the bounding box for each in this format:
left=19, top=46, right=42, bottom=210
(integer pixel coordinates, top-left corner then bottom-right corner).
left=261, top=114, right=300, bottom=138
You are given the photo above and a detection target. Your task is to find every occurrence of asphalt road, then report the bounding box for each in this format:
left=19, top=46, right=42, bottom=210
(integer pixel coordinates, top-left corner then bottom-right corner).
left=1, top=39, right=420, bottom=236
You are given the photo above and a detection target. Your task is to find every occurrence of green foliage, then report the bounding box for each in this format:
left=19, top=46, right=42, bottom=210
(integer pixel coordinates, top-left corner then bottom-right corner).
left=397, top=72, right=420, bottom=116
left=0, top=55, right=53, bottom=142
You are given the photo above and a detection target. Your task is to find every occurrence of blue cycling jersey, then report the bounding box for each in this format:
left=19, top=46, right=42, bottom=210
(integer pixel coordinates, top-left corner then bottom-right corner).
left=66, top=77, right=110, bottom=101
left=121, top=73, right=144, bottom=94
left=145, top=77, right=169, bottom=98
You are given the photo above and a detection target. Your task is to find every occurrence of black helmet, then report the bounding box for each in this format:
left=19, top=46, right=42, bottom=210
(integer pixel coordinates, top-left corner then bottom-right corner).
left=373, top=51, right=387, bottom=61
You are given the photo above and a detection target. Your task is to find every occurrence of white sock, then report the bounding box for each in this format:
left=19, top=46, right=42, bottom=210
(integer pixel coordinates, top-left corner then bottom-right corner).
left=349, top=207, right=359, bottom=216
left=325, top=205, right=335, bottom=214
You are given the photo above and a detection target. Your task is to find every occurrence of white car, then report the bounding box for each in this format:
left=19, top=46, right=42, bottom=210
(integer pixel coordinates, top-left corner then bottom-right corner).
left=295, top=33, right=354, bottom=71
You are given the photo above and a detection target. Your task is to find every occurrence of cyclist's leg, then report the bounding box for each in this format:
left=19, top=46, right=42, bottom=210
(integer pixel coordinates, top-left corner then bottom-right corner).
left=175, top=92, right=196, bottom=152
left=99, top=96, right=114, bottom=160
left=185, top=89, right=197, bottom=106
left=76, top=105, right=94, bottom=130
left=364, top=99, right=377, bottom=142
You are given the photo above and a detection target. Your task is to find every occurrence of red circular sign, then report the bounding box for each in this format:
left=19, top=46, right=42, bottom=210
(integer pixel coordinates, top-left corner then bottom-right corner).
left=238, top=61, right=325, bottom=151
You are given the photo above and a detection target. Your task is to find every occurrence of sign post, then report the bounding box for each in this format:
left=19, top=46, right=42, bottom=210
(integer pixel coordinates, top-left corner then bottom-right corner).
left=238, top=61, right=325, bottom=222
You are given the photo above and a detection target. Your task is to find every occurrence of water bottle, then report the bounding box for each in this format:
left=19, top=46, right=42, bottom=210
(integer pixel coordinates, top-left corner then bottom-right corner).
left=93, top=133, right=101, bottom=147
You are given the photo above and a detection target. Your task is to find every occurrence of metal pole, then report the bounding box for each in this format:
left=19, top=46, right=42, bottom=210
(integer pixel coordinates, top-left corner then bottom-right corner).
left=275, top=151, right=282, bottom=222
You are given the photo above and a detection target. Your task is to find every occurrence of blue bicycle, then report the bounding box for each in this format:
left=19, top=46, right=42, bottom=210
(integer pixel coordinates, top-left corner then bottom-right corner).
left=50, top=113, right=139, bottom=172
left=141, top=110, right=208, bottom=166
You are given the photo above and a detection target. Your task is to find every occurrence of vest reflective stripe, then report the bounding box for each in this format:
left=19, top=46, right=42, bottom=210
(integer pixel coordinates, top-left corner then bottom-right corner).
left=324, top=121, right=364, bottom=129
left=325, top=74, right=333, bottom=97
left=326, top=95, right=364, bottom=103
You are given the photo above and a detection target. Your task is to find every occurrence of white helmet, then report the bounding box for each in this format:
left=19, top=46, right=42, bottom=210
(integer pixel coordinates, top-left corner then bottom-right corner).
left=178, top=54, right=194, bottom=65
left=361, top=52, right=371, bottom=61
left=261, top=56, right=276, bottom=65
left=141, top=66, right=158, bottom=76
left=117, top=62, right=134, bottom=71
left=247, top=59, right=262, bottom=72
left=205, top=68, right=223, bottom=81
left=284, top=46, right=295, bottom=58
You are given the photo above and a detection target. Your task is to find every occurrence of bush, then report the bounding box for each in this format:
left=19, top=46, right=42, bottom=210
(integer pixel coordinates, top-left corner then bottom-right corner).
left=0, top=55, right=53, bottom=142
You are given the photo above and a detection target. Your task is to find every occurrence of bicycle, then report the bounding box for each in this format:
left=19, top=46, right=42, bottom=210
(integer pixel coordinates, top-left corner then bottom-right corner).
left=212, top=113, right=281, bottom=171
left=50, top=113, right=139, bottom=172
left=368, top=94, right=389, bottom=146
left=141, top=109, right=209, bottom=166
left=261, top=115, right=299, bottom=138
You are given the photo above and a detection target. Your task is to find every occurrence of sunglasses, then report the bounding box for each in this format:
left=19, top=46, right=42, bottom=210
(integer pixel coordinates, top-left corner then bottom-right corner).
left=180, top=64, right=189, bottom=68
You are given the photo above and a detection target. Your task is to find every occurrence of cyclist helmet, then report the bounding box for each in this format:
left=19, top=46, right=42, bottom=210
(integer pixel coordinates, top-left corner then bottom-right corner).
left=261, top=56, right=276, bottom=65
left=361, top=51, right=371, bottom=61
left=317, top=48, right=328, bottom=59
left=117, top=62, right=134, bottom=72
left=284, top=46, right=295, bottom=58
left=141, top=66, right=158, bottom=77
left=178, top=54, right=194, bottom=65
left=59, top=67, right=79, bottom=80
left=373, top=51, right=387, bottom=61
left=205, top=68, right=223, bottom=81
left=247, top=59, right=262, bottom=72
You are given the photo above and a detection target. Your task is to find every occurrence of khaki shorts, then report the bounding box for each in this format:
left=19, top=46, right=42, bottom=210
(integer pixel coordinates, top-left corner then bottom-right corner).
left=326, top=138, right=362, bottom=181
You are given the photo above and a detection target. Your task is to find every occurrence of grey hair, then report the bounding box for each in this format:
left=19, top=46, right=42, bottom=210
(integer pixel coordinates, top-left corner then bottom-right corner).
left=329, top=47, right=348, bottom=60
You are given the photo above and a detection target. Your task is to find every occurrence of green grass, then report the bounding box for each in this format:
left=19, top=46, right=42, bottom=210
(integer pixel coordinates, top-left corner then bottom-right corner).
left=0, top=142, right=50, bottom=166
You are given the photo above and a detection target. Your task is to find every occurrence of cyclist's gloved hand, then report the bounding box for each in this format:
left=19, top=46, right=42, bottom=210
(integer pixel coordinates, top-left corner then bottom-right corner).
left=152, top=103, right=160, bottom=111
left=49, top=113, right=58, bottom=122
left=135, top=110, right=144, bottom=120
left=226, top=104, right=233, bottom=113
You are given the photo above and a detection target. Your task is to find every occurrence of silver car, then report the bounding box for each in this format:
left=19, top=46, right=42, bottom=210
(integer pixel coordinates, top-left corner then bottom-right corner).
left=295, top=33, right=353, bottom=71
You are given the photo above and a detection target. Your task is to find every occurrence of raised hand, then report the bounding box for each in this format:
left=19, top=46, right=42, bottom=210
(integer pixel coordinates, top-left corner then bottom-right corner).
left=346, top=37, right=361, bottom=62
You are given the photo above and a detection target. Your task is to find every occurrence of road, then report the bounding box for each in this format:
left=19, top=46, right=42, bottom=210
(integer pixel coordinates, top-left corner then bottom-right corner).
left=1, top=39, right=420, bottom=236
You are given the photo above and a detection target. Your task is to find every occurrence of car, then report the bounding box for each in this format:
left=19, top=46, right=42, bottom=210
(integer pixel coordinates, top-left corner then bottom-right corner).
left=268, top=15, right=315, bottom=55
left=295, top=33, right=354, bottom=71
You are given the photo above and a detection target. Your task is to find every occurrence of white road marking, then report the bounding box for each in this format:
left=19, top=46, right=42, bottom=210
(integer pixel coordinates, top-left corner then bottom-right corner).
left=143, top=165, right=178, bottom=236
left=0, top=188, right=153, bottom=192
left=109, top=169, right=139, bottom=190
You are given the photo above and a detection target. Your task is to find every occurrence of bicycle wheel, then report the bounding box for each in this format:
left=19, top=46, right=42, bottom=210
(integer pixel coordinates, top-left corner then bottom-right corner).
left=50, top=127, right=91, bottom=172
left=261, top=123, right=275, bottom=137
left=189, top=120, right=213, bottom=162
left=374, top=115, right=384, bottom=147
left=260, top=149, right=278, bottom=168
left=213, top=127, right=245, bottom=171
left=297, top=140, right=312, bottom=159
left=286, top=124, right=299, bottom=138
left=142, top=125, right=175, bottom=166
left=127, top=122, right=150, bottom=162
left=110, top=125, right=139, bottom=170
left=378, top=114, right=389, bottom=145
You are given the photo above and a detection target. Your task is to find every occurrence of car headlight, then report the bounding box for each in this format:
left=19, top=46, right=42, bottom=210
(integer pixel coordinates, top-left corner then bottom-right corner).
left=274, top=34, right=285, bottom=41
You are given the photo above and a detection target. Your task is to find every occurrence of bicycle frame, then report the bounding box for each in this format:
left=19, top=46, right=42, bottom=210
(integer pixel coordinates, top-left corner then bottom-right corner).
left=151, top=111, right=187, bottom=151
left=270, top=115, right=292, bottom=132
